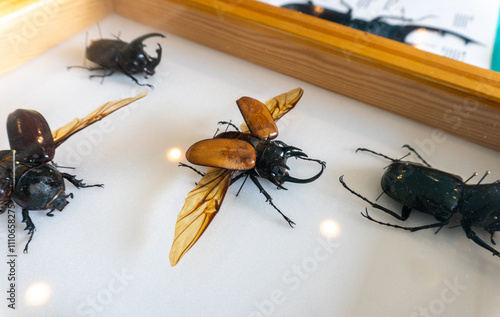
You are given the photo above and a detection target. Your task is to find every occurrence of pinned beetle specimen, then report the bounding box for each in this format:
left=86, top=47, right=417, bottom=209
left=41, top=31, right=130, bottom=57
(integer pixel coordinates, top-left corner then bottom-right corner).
left=169, top=88, right=326, bottom=266
left=283, top=1, right=479, bottom=46
left=68, top=33, right=165, bottom=88
left=340, top=145, right=500, bottom=257
left=0, top=93, right=146, bottom=252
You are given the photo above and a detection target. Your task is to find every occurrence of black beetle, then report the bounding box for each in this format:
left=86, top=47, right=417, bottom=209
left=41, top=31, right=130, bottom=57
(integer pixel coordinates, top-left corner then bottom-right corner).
left=0, top=109, right=102, bottom=253
left=0, top=93, right=145, bottom=253
left=68, top=33, right=166, bottom=88
left=339, top=144, right=500, bottom=257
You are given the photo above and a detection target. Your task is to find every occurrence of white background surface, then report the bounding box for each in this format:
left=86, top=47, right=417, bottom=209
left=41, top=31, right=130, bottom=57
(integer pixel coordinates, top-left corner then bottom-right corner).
left=0, top=13, right=500, bottom=317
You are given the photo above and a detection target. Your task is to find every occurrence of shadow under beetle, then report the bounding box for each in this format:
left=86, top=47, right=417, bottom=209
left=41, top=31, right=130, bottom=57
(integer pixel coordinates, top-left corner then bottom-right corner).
left=283, top=1, right=479, bottom=45
left=68, top=33, right=165, bottom=88
left=169, top=88, right=326, bottom=265
left=339, top=145, right=500, bottom=257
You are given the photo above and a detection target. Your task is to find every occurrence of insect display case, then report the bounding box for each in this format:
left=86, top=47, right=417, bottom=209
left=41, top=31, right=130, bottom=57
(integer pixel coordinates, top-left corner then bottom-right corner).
left=1, top=0, right=500, bottom=316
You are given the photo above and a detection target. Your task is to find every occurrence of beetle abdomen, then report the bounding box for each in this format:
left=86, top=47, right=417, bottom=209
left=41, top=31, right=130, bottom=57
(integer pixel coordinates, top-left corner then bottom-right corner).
left=86, top=39, right=126, bottom=68
left=382, top=162, right=462, bottom=216
left=13, top=164, right=67, bottom=211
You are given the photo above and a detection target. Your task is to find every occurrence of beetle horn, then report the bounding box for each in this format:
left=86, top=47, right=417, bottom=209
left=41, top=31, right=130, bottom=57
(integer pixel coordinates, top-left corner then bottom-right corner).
left=129, top=33, right=166, bottom=48
left=281, top=159, right=326, bottom=184
left=129, top=33, right=165, bottom=67
left=150, top=43, right=162, bottom=68
left=286, top=150, right=308, bottom=159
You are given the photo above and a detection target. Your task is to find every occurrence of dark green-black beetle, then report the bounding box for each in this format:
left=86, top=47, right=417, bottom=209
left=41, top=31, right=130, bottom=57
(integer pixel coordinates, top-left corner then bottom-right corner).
left=340, top=144, right=500, bottom=257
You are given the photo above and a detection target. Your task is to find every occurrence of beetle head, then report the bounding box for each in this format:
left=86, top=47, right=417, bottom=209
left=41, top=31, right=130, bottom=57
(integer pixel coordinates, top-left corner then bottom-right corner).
left=123, top=33, right=165, bottom=75
left=255, top=140, right=325, bottom=189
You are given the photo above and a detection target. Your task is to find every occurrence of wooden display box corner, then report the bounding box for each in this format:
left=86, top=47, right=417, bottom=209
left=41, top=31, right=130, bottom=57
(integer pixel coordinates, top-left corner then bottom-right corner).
left=2, top=0, right=500, bottom=151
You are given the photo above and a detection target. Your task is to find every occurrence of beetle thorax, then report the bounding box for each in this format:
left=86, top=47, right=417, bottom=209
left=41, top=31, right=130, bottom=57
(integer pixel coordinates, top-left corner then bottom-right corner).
left=254, top=140, right=288, bottom=184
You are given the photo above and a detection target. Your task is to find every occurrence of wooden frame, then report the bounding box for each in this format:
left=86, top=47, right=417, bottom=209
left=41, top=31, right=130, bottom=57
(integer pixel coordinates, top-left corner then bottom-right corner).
left=2, top=0, right=500, bottom=151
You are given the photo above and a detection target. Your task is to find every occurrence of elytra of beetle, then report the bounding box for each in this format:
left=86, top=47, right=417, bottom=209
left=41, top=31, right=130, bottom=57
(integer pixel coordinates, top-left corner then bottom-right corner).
left=169, top=88, right=326, bottom=266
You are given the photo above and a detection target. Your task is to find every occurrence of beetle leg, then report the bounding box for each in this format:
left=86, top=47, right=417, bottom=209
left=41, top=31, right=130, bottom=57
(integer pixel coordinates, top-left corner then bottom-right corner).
left=67, top=65, right=107, bottom=72
left=62, top=173, right=103, bottom=189
left=117, top=64, right=154, bottom=89
left=461, top=219, right=500, bottom=257
left=362, top=209, right=448, bottom=232
left=0, top=200, right=13, bottom=214
left=249, top=173, right=295, bottom=227
left=340, top=175, right=410, bottom=221
left=356, top=148, right=397, bottom=162
left=21, top=209, right=35, bottom=254
left=234, top=172, right=250, bottom=196
left=217, top=121, right=241, bottom=132
left=491, top=232, right=496, bottom=245
left=178, top=162, right=205, bottom=177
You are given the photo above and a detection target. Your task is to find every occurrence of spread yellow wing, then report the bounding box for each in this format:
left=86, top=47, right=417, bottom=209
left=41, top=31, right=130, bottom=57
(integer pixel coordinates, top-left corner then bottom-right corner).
left=52, top=92, right=147, bottom=147
left=169, top=168, right=234, bottom=266
left=170, top=88, right=303, bottom=266
left=240, top=87, right=303, bottom=133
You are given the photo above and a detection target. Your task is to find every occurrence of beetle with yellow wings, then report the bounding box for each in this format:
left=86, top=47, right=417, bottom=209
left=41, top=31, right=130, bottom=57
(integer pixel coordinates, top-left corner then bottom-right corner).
left=170, top=88, right=326, bottom=266
left=0, top=93, right=145, bottom=252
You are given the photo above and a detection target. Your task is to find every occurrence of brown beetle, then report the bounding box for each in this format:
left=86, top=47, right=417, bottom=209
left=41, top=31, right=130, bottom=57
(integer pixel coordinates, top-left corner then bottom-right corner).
left=169, top=88, right=326, bottom=266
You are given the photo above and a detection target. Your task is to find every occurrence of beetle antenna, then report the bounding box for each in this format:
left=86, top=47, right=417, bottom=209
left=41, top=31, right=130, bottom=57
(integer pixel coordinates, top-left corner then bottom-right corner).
left=402, top=144, right=431, bottom=167
left=477, top=171, right=490, bottom=184
left=464, top=172, right=478, bottom=183
left=356, top=148, right=397, bottom=161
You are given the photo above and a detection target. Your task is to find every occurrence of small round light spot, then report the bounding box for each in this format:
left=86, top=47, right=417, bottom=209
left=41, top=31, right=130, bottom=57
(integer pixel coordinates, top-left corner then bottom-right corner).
left=319, top=219, right=340, bottom=239
left=25, top=282, right=51, bottom=306
left=167, top=147, right=183, bottom=162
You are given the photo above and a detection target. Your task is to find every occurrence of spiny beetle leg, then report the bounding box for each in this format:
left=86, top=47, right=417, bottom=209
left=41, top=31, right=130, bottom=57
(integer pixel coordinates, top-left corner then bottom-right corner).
left=339, top=175, right=411, bottom=221
left=362, top=209, right=448, bottom=232
left=462, top=219, right=500, bottom=257
left=21, top=209, right=36, bottom=254
left=62, top=173, right=103, bottom=189
left=250, top=173, right=295, bottom=227
left=178, top=162, right=205, bottom=177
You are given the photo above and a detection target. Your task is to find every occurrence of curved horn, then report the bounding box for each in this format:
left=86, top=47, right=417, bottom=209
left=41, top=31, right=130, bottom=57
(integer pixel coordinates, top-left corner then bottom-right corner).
left=129, top=33, right=166, bottom=47
left=150, top=43, right=163, bottom=68
left=282, top=159, right=326, bottom=184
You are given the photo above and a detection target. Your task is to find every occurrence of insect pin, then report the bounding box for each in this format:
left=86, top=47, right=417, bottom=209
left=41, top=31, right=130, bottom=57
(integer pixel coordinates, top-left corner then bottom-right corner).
left=68, top=33, right=165, bottom=88
left=0, top=93, right=146, bottom=253
left=169, top=88, right=326, bottom=266
left=340, top=145, right=500, bottom=258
